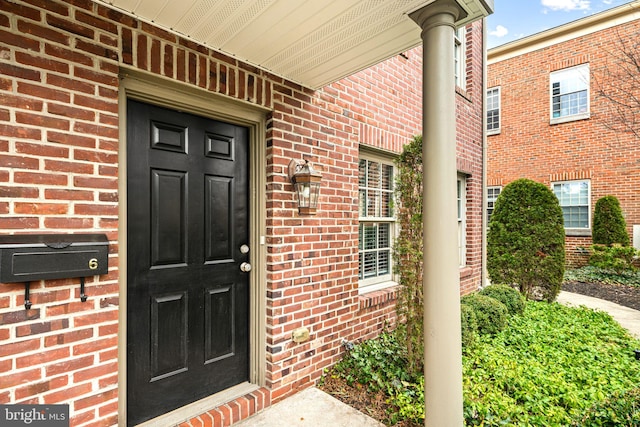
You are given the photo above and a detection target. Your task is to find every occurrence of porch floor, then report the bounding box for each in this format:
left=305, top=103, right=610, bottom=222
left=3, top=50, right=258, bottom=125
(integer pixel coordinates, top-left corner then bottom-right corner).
left=233, top=387, right=384, bottom=427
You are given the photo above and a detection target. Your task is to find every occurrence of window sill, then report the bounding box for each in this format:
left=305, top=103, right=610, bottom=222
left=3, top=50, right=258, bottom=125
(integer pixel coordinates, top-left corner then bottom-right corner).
left=487, top=129, right=500, bottom=136
left=550, top=113, right=590, bottom=125
left=456, top=86, right=471, bottom=101
left=460, top=266, right=473, bottom=279
left=358, top=282, right=399, bottom=310
left=565, top=228, right=592, bottom=237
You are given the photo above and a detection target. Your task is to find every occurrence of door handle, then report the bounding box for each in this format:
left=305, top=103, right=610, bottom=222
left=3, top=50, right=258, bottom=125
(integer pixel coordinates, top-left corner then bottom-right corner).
left=240, top=262, right=252, bottom=272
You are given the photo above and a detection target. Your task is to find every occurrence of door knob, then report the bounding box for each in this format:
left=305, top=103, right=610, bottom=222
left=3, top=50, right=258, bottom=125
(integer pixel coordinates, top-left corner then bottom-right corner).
left=240, top=262, right=252, bottom=272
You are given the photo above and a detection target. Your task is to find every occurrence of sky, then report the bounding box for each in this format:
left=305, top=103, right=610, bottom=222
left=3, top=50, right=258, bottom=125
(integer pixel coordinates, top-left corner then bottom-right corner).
left=487, top=0, right=635, bottom=49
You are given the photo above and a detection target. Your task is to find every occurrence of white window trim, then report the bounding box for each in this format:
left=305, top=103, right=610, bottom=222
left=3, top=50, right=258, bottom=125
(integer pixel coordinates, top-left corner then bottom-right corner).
left=549, top=64, right=590, bottom=125
left=358, top=150, right=397, bottom=291
left=458, top=174, right=467, bottom=267
left=486, top=186, right=502, bottom=225
left=455, top=26, right=466, bottom=90
left=487, top=87, right=501, bottom=135
left=552, top=179, right=591, bottom=234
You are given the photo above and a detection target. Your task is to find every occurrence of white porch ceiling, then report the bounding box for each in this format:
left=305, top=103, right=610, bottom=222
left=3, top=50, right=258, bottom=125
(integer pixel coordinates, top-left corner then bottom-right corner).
left=98, top=0, right=492, bottom=89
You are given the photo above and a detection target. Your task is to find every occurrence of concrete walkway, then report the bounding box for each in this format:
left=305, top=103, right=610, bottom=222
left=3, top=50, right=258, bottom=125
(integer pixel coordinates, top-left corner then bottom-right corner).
left=234, top=292, right=640, bottom=426
left=233, top=387, right=384, bottom=427
left=557, top=291, right=640, bottom=338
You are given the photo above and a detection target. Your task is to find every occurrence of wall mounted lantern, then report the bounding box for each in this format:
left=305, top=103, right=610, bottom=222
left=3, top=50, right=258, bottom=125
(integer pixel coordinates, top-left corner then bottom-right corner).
left=288, top=159, right=322, bottom=215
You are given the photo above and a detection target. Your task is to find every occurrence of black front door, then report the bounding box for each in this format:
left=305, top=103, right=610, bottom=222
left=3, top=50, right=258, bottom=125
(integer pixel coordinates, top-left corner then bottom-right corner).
left=126, top=99, right=250, bottom=426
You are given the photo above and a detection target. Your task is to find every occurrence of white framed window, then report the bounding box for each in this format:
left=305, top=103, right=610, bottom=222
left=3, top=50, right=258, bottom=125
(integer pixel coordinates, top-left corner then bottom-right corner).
left=550, top=64, right=590, bottom=124
left=552, top=180, right=591, bottom=230
left=458, top=174, right=467, bottom=267
left=487, top=87, right=500, bottom=134
left=454, top=26, right=466, bottom=89
left=487, top=186, right=502, bottom=225
left=358, top=155, right=395, bottom=288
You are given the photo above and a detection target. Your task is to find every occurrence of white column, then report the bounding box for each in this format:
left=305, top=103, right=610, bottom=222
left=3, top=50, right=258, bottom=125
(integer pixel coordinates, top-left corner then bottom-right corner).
left=410, top=1, right=465, bottom=425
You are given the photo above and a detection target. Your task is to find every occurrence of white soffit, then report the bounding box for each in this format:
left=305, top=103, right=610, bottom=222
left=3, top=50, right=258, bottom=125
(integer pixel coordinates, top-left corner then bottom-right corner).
left=98, top=0, right=492, bottom=89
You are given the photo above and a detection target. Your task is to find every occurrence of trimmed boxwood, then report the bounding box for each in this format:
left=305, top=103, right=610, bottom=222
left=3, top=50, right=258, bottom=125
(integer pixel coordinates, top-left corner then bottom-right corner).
left=479, top=284, right=525, bottom=315
left=460, top=303, right=477, bottom=349
left=460, top=294, right=508, bottom=336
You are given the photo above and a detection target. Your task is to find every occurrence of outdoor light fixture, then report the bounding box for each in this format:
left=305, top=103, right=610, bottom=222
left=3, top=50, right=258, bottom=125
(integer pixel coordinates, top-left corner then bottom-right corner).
left=288, top=159, right=322, bottom=215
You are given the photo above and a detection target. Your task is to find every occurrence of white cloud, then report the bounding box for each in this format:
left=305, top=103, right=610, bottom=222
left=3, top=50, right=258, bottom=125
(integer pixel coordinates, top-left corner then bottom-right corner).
left=541, top=0, right=591, bottom=11
left=489, top=25, right=509, bottom=37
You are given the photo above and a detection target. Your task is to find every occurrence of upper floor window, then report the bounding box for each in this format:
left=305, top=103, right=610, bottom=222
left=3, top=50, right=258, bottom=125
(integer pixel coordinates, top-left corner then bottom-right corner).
left=552, top=180, right=590, bottom=230
left=487, top=186, right=502, bottom=225
left=487, top=87, right=500, bottom=134
left=454, top=27, right=466, bottom=89
left=550, top=64, right=590, bottom=124
left=358, top=156, right=395, bottom=288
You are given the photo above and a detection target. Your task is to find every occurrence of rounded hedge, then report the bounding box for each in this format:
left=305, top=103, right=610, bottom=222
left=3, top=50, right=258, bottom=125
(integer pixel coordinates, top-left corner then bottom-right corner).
left=460, top=303, right=477, bottom=349
left=460, top=294, right=508, bottom=336
left=479, top=284, right=525, bottom=315
left=593, top=195, right=630, bottom=246
left=487, top=178, right=565, bottom=301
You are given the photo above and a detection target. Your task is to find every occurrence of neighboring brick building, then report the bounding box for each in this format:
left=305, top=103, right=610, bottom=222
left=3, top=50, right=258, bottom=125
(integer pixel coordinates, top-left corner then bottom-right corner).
left=487, top=1, right=640, bottom=266
left=0, top=0, right=488, bottom=425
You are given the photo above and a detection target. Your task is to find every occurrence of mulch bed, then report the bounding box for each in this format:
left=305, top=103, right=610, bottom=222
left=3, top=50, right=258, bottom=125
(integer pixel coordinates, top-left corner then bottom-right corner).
left=320, top=281, right=640, bottom=426
left=562, top=281, right=640, bottom=311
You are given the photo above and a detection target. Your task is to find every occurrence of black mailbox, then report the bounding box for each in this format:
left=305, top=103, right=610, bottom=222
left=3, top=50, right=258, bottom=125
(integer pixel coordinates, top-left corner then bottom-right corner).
left=0, top=234, right=109, bottom=308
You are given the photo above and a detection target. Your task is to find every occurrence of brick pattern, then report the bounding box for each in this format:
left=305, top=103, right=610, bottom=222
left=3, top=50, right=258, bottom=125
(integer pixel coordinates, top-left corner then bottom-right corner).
left=0, top=1, right=486, bottom=425
left=488, top=19, right=640, bottom=266
left=178, top=388, right=270, bottom=427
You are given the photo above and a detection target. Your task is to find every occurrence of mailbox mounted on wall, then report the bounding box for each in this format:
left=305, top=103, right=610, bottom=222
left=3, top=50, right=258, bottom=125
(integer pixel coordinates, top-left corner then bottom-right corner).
left=0, top=234, right=109, bottom=309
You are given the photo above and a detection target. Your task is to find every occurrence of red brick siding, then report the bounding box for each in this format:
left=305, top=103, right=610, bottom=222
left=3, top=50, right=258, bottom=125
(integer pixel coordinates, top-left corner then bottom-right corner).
left=0, top=1, right=486, bottom=425
left=488, top=19, right=640, bottom=266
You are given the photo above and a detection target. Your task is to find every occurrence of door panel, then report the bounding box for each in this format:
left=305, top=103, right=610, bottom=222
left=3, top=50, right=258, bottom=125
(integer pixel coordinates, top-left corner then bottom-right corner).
left=150, top=292, right=188, bottom=380
left=127, top=99, right=250, bottom=426
left=205, top=175, right=233, bottom=262
left=205, top=284, right=234, bottom=362
left=151, top=169, right=187, bottom=266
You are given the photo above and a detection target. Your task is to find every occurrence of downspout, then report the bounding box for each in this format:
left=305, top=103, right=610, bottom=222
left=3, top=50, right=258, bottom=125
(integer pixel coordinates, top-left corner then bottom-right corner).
left=481, top=17, right=488, bottom=288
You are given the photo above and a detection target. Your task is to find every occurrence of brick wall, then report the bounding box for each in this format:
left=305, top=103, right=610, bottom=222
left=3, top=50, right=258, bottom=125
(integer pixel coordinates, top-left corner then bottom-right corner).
left=0, top=1, right=485, bottom=425
left=488, top=18, right=640, bottom=267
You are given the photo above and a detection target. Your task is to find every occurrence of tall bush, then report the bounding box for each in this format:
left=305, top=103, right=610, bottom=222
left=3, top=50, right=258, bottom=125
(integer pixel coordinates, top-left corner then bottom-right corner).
left=592, top=195, right=630, bottom=246
left=393, top=135, right=424, bottom=375
left=487, top=178, right=565, bottom=301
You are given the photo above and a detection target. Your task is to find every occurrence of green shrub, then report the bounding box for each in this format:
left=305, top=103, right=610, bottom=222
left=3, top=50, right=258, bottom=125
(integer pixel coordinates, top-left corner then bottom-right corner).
left=333, top=332, right=409, bottom=392
left=326, top=301, right=640, bottom=426
left=564, top=266, right=640, bottom=287
left=464, top=302, right=640, bottom=426
left=589, top=244, right=638, bottom=274
left=593, top=195, right=630, bottom=246
left=460, top=303, right=477, bottom=349
left=573, top=387, right=640, bottom=426
left=487, top=178, right=565, bottom=301
left=460, top=294, right=508, bottom=336
left=479, top=284, right=525, bottom=315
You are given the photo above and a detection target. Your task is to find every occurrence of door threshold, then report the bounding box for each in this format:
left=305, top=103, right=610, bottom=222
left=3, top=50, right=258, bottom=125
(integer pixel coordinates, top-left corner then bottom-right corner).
left=135, top=382, right=260, bottom=427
